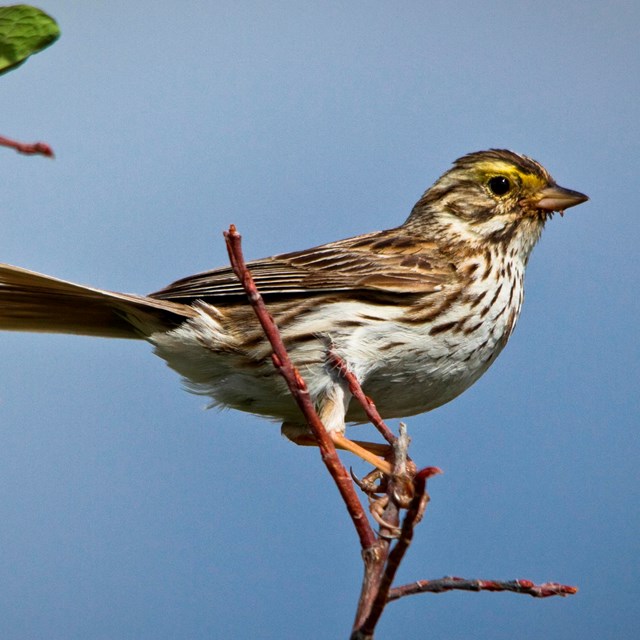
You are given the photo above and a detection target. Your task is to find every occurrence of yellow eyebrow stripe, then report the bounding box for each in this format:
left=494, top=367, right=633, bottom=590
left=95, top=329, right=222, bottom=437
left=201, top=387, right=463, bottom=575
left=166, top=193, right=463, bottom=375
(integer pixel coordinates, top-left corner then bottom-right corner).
left=473, top=160, right=547, bottom=190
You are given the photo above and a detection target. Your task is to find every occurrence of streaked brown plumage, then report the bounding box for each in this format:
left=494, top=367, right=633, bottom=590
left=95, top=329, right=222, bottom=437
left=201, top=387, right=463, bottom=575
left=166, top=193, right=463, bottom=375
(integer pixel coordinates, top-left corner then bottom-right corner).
left=0, top=150, right=588, bottom=458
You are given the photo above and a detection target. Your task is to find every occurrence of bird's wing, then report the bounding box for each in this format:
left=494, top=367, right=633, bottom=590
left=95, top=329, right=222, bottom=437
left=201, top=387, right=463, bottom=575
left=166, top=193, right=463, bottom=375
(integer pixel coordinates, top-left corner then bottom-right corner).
left=150, top=230, right=453, bottom=304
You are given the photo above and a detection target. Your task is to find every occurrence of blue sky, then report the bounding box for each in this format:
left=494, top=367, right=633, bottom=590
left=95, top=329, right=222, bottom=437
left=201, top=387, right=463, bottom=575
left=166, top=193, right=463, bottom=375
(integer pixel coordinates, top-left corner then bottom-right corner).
left=0, top=2, right=638, bottom=638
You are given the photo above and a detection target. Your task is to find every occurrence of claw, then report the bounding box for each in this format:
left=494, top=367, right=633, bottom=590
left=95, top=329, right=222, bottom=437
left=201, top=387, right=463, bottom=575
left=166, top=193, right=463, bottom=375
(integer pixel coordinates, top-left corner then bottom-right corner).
left=392, top=476, right=415, bottom=509
left=370, top=504, right=402, bottom=538
left=349, top=466, right=364, bottom=487
left=351, top=467, right=386, bottom=496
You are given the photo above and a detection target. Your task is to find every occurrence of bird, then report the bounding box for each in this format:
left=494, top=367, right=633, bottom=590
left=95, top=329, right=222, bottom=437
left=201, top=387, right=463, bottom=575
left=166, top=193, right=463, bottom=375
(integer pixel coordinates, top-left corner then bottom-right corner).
left=0, top=149, right=587, bottom=470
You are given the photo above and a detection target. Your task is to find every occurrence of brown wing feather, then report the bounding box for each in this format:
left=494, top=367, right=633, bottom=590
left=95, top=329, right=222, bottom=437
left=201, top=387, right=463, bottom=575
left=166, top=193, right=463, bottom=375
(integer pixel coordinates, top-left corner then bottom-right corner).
left=151, top=230, right=452, bottom=304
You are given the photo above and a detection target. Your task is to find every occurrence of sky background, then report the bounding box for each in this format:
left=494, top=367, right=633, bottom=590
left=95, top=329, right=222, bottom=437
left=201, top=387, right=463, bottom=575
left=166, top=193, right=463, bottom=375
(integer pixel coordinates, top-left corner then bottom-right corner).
left=0, top=2, right=638, bottom=638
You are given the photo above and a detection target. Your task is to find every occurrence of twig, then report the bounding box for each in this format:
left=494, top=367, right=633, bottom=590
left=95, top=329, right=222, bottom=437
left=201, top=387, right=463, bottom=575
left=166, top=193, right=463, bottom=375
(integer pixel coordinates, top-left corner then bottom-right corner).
left=388, top=577, right=578, bottom=600
left=358, top=466, right=441, bottom=635
left=328, top=349, right=396, bottom=446
left=351, top=433, right=413, bottom=636
left=224, top=224, right=376, bottom=549
left=0, top=135, right=54, bottom=157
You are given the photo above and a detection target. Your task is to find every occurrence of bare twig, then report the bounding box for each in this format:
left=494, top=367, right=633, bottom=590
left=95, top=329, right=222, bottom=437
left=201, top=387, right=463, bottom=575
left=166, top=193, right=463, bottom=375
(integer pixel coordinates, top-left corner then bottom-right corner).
left=224, top=225, right=376, bottom=549
left=328, top=349, right=396, bottom=446
left=0, top=135, right=54, bottom=157
left=388, top=577, right=578, bottom=600
left=359, top=466, right=441, bottom=635
left=352, top=436, right=412, bottom=636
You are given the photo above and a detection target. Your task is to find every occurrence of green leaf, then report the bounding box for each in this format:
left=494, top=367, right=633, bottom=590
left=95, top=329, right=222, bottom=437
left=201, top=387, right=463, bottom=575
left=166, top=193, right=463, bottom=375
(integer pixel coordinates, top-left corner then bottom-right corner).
left=0, top=5, right=59, bottom=75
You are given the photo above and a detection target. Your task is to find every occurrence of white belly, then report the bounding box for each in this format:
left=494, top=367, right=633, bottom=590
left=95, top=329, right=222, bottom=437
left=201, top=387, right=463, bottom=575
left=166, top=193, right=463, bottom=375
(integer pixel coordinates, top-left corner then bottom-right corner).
left=151, top=259, right=523, bottom=427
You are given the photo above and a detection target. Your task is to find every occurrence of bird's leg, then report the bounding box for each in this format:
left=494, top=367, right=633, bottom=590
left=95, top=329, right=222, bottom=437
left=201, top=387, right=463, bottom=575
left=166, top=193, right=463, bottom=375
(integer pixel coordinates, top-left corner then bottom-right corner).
left=282, top=380, right=393, bottom=475
left=284, top=431, right=392, bottom=472
left=329, top=433, right=392, bottom=475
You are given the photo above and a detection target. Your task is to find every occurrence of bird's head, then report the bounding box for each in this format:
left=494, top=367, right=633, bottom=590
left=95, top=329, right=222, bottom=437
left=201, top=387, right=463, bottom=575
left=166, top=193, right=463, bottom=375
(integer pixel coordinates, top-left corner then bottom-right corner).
left=406, top=149, right=588, bottom=257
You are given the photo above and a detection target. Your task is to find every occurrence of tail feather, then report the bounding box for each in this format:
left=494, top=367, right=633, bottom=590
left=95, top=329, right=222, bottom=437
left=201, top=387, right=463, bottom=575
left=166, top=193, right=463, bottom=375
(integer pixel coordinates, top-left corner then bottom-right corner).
left=0, top=264, right=197, bottom=339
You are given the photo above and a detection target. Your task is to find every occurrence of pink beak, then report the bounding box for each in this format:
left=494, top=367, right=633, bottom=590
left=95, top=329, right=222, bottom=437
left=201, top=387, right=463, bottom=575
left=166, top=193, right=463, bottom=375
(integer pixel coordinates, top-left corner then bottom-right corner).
left=535, top=184, right=589, bottom=212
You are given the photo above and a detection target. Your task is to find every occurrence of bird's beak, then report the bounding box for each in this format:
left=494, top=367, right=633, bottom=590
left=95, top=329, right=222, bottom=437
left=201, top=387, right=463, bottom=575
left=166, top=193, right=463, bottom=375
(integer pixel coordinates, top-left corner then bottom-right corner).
left=534, top=184, right=589, bottom=213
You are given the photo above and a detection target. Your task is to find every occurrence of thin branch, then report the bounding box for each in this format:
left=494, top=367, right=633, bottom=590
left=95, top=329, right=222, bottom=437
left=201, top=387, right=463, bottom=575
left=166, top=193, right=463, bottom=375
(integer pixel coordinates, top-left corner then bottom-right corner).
left=328, top=349, right=396, bottom=446
left=0, top=135, right=54, bottom=157
left=359, top=466, right=441, bottom=635
left=388, top=577, right=578, bottom=600
left=351, top=540, right=391, bottom=640
left=224, top=225, right=376, bottom=549
left=351, top=432, right=413, bottom=636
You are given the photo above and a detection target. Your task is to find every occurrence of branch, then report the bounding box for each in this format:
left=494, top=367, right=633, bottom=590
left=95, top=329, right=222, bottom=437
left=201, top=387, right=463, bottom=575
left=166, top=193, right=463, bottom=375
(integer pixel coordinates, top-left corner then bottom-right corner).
left=0, top=135, right=54, bottom=157
left=358, top=466, right=441, bottom=635
left=224, top=224, right=376, bottom=549
left=327, top=349, right=397, bottom=446
left=388, top=577, right=578, bottom=600
left=351, top=428, right=414, bottom=636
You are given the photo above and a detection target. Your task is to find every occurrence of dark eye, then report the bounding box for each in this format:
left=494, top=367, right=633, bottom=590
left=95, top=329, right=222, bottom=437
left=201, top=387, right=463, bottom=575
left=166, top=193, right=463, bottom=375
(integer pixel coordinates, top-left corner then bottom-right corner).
left=488, top=176, right=512, bottom=196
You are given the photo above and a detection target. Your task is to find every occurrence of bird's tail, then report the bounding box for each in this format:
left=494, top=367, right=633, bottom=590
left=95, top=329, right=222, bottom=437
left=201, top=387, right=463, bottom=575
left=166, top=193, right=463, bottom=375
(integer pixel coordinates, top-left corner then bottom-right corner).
left=0, top=263, right=197, bottom=339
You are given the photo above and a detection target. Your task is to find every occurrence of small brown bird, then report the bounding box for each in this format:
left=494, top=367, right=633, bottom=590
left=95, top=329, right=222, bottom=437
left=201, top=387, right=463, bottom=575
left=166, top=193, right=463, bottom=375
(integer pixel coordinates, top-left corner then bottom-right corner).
left=0, top=150, right=587, bottom=467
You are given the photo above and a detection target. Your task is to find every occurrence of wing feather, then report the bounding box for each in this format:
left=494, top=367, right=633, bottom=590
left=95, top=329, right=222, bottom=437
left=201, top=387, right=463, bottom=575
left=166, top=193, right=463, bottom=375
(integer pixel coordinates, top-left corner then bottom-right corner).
left=150, top=230, right=452, bottom=304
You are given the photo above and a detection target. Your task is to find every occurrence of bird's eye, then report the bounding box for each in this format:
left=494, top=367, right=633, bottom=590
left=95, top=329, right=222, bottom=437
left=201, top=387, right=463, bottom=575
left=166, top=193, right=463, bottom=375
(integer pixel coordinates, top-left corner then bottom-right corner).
left=488, top=176, right=512, bottom=196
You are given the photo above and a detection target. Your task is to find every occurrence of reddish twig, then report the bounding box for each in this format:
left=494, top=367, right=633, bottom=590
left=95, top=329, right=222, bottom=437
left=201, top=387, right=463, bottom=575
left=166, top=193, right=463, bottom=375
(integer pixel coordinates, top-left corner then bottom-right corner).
left=224, top=225, right=376, bottom=549
left=388, top=577, right=578, bottom=600
left=358, top=466, right=441, bottom=635
left=351, top=432, right=413, bottom=636
left=0, top=135, right=54, bottom=157
left=327, top=349, right=396, bottom=446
